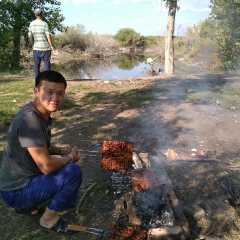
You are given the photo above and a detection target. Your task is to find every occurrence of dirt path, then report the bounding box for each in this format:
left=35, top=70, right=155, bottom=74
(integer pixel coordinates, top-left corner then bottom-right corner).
left=138, top=74, right=240, bottom=239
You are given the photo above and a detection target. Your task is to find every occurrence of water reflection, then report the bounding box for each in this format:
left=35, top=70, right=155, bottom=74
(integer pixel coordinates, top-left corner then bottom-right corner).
left=52, top=54, right=159, bottom=80
left=118, top=54, right=145, bottom=70
left=52, top=53, right=219, bottom=80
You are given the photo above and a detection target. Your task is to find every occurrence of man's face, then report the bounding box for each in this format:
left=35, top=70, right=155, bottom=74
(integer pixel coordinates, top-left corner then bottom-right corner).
left=34, top=80, right=65, bottom=115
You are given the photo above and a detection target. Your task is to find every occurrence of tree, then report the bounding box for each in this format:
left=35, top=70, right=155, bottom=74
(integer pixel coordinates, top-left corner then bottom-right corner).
left=210, top=0, right=240, bottom=69
left=163, top=0, right=179, bottom=75
left=198, top=18, right=217, bottom=40
left=0, top=0, right=64, bottom=71
left=114, top=28, right=144, bottom=48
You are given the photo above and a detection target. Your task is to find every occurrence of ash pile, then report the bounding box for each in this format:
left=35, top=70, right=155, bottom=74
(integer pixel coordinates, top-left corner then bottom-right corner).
left=101, top=140, right=190, bottom=240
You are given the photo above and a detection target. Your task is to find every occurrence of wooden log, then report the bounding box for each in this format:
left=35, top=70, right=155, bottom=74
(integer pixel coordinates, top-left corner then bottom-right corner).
left=114, top=199, right=125, bottom=211
left=165, top=190, right=190, bottom=239
left=139, top=152, right=150, bottom=168
left=126, top=194, right=142, bottom=225
left=132, top=152, right=143, bottom=169
left=148, top=226, right=183, bottom=239
left=151, top=167, right=173, bottom=197
left=183, top=204, right=206, bottom=220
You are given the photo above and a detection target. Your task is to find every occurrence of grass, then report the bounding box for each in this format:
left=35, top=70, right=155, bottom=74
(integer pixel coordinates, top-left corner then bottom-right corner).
left=0, top=77, right=34, bottom=150
left=0, top=79, right=33, bottom=112
left=186, top=85, right=240, bottom=108
left=78, top=89, right=155, bottom=109
left=0, top=76, right=154, bottom=151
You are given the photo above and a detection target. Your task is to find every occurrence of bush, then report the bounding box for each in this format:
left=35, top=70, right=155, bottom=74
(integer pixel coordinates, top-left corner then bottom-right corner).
left=143, top=36, right=162, bottom=47
left=52, top=33, right=69, bottom=49
left=114, top=28, right=144, bottom=47
left=63, top=24, right=87, bottom=50
left=85, top=33, right=120, bottom=56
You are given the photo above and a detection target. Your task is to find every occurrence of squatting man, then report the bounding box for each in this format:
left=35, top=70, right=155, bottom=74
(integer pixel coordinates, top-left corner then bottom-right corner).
left=0, top=70, right=82, bottom=235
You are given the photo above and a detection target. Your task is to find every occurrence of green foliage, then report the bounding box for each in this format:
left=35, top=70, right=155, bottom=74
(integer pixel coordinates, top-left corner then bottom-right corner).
left=52, top=32, right=69, bottom=49
left=162, top=0, right=179, bottom=10
left=0, top=78, right=33, bottom=145
left=161, top=0, right=178, bottom=7
left=199, top=18, right=217, bottom=39
left=0, top=0, right=64, bottom=72
left=142, top=36, right=161, bottom=47
left=114, top=28, right=144, bottom=47
left=210, top=0, right=240, bottom=69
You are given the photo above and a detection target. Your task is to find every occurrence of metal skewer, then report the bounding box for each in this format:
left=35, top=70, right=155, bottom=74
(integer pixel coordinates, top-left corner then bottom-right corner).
left=67, top=224, right=106, bottom=236
left=78, top=149, right=99, bottom=156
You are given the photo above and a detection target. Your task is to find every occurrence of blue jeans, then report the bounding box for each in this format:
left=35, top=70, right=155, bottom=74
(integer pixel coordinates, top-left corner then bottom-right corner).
left=0, top=163, right=82, bottom=212
left=33, top=50, right=52, bottom=76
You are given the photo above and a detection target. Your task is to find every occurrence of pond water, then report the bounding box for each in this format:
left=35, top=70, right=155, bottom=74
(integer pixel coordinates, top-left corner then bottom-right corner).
left=52, top=54, right=220, bottom=80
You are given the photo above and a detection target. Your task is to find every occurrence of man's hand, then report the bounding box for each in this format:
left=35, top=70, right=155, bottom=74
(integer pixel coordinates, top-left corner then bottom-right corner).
left=49, top=146, right=71, bottom=156
left=69, top=146, right=80, bottom=162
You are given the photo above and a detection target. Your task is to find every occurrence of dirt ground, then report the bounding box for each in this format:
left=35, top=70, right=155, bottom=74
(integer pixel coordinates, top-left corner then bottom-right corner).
left=1, top=73, right=240, bottom=240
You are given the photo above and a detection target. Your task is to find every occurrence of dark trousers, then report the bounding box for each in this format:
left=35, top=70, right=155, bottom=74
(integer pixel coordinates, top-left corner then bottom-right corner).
left=33, top=50, right=52, bottom=76
left=0, top=163, right=82, bottom=212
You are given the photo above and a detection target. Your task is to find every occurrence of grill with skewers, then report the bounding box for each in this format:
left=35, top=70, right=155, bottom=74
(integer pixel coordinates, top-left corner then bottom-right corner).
left=101, top=140, right=189, bottom=239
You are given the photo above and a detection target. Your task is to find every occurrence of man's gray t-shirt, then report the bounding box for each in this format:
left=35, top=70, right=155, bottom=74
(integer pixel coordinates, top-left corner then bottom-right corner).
left=0, top=102, right=52, bottom=191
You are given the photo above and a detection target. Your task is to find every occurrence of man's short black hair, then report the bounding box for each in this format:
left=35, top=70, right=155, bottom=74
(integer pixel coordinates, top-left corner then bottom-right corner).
left=35, top=70, right=67, bottom=89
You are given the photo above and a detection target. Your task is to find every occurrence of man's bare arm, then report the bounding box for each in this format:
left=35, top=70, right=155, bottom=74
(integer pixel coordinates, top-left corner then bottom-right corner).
left=28, top=146, right=79, bottom=174
left=29, top=35, right=34, bottom=47
left=47, top=34, right=54, bottom=52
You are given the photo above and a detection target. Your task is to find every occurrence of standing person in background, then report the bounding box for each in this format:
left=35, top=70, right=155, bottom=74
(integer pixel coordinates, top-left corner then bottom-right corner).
left=28, top=8, right=54, bottom=76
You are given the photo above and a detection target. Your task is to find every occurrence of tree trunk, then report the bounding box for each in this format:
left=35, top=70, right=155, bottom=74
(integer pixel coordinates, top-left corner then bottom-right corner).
left=165, top=0, right=177, bottom=75
left=12, top=31, right=21, bottom=69
left=11, top=0, right=22, bottom=69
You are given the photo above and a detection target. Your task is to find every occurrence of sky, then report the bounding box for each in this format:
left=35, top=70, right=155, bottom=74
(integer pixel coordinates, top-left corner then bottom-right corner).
left=60, top=0, right=211, bottom=36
